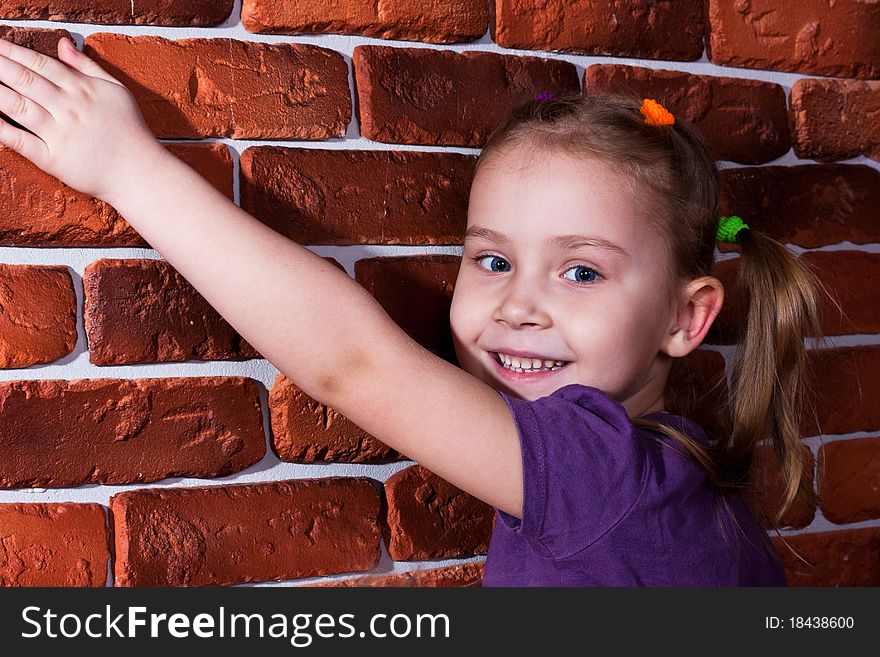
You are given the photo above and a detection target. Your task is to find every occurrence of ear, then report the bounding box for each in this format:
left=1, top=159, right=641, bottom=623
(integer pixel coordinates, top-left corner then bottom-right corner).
left=660, top=276, right=725, bottom=358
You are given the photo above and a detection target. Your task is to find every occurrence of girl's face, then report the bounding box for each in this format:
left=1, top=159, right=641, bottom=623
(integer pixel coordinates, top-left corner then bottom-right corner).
left=450, top=147, right=680, bottom=417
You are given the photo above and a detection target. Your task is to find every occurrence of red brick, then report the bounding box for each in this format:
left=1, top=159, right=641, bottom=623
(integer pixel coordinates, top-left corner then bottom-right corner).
left=355, top=255, right=461, bottom=363
left=84, top=34, right=350, bottom=139
left=83, top=258, right=261, bottom=365
left=790, top=79, right=880, bottom=163
left=584, top=64, right=789, bottom=164
left=0, top=503, right=109, bottom=586
left=0, top=264, right=76, bottom=368
left=0, top=142, right=232, bottom=247
left=742, top=444, right=816, bottom=530
left=493, top=0, right=704, bottom=61
left=269, top=373, right=401, bottom=462
left=772, top=527, right=880, bottom=586
left=383, top=465, right=494, bottom=561
left=0, top=377, right=265, bottom=488
left=802, top=347, right=880, bottom=437
left=719, top=165, right=880, bottom=249
left=353, top=45, right=579, bottom=146
left=240, top=147, right=474, bottom=245
left=707, top=0, right=880, bottom=79
left=306, top=562, right=484, bottom=587
left=164, top=142, right=233, bottom=200
left=0, top=0, right=232, bottom=26
left=111, top=478, right=382, bottom=586
left=242, top=0, right=488, bottom=43
left=818, top=438, right=880, bottom=524
left=799, top=251, right=880, bottom=337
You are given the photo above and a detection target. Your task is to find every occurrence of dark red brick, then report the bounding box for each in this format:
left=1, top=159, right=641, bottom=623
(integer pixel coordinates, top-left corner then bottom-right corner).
left=493, top=0, right=704, bottom=61
left=707, top=0, right=880, bottom=79
left=353, top=45, right=579, bottom=146
left=584, top=64, right=789, bottom=164
left=664, top=348, right=729, bottom=441
left=790, top=79, right=880, bottom=162
left=240, top=147, right=474, bottom=245
left=0, top=0, right=233, bottom=25
left=269, top=373, right=401, bottom=462
left=383, top=465, right=494, bottom=561
left=0, top=142, right=232, bottom=247
left=0, top=264, right=76, bottom=368
left=355, top=255, right=461, bottom=364
left=0, top=503, right=109, bottom=586
left=799, top=251, right=880, bottom=337
left=242, top=0, right=488, bottom=43
left=818, top=437, right=880, bottom=524
left=0, top=377, right=265, bottom=488
left=719, top=165, right=880, bottom=249
left=111, top=478, right=382, bottom=586
left=0, top=24, right=72, bottom=56
left=84, top=34, right=350, bottom=139
left=802, top=347, right=880, bottom=437
left=772, top=527, right=880, bottom=586
left=83, top=258, right=261, bottom=365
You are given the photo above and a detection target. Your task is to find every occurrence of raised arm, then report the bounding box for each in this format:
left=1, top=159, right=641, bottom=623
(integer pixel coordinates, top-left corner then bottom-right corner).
left=0, top=37, right=525, bottom=518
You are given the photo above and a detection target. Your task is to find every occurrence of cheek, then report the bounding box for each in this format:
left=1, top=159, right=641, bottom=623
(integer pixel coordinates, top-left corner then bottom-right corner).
left=449, top=279, right=483, bottom=320
left=448, top=290, right=476, bottom=343
left=566, top=298, right=644, bottom=344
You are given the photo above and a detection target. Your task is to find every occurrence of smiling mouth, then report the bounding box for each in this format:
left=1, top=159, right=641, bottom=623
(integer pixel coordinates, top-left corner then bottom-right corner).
left=491, top=351, right=572, bottom=373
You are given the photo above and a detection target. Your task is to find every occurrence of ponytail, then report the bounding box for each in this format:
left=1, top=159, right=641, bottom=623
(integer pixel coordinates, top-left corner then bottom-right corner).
left=728, top=228, right=833, bottom=528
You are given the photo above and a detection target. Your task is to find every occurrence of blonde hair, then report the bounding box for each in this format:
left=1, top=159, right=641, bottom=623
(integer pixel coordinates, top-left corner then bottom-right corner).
left=477, top=91, right=837, bottom=567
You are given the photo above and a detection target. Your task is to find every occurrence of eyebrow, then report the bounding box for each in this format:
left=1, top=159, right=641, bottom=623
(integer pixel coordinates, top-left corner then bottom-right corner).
left=464, top=226, right=630, bottom=259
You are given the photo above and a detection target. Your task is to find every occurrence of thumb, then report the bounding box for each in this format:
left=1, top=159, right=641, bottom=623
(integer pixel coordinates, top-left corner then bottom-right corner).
left=58, top=37, right=119, bottom=84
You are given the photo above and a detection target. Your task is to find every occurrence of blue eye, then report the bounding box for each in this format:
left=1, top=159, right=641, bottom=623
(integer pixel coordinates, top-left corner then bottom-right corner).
left=563, top=265, right=601, bottom=284
left=474, top=255, right=511, bottom=272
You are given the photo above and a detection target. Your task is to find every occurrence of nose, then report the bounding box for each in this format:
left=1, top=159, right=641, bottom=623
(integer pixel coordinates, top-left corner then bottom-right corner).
left=493, top=276, right=552, bottom=329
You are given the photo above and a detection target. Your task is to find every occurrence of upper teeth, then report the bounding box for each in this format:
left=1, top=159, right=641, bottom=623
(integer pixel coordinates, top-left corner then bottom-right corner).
left=496, top=352, right=568, bottom=371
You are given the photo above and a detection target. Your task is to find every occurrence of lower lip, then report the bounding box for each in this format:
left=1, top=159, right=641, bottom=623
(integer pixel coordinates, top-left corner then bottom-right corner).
left=489, top=353, right=571, bottom=383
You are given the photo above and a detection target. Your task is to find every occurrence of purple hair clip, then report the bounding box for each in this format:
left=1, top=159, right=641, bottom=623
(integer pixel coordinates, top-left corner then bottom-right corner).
left=534, top=92, right=554, bottom=101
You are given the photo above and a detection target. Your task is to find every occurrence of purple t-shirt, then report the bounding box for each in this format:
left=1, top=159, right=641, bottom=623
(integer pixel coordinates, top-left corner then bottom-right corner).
left=481, top=383, right=787, bottom=587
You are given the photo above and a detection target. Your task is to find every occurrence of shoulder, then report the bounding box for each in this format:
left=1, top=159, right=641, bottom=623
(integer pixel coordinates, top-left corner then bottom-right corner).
left=498, top=383, right=637, bottom=439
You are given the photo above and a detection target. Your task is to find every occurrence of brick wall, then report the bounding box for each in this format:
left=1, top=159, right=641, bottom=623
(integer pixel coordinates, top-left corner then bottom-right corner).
left=0, top=1, right=878, bottom=587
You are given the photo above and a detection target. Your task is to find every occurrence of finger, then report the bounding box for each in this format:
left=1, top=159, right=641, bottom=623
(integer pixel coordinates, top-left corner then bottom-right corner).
left=0, top=82, right=53, bottom=136
left=0, top=52, right=64, bottom=118
left=0, top=112, right=49, bottom=165
left=55, top=37, right=123, bottom=86
left=0, top=36, right=79, bottom=92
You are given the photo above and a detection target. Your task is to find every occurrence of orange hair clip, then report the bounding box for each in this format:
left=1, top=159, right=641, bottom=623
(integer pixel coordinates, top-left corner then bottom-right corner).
left=640, top=98, right=675, bottom=127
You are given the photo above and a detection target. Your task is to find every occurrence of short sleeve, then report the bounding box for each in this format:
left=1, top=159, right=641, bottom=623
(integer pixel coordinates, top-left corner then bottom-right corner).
left=496, top=383, right=648, bottom=559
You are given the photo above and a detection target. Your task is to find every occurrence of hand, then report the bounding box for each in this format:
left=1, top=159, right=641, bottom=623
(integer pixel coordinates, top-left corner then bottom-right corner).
left=0, top=36, right=163, bottom=202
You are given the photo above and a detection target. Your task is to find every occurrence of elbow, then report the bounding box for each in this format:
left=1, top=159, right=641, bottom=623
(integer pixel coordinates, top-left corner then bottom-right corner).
left=305, top=348, right=373, bottom=409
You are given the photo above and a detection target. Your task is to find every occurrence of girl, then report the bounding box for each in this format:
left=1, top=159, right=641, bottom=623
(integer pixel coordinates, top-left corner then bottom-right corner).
left=0, top=37, right=830, bottom=586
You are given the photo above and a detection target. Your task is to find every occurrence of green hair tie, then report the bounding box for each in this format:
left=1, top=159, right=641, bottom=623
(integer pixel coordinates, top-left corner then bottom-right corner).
left=716, top=215, right=750, bottom=244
